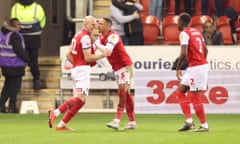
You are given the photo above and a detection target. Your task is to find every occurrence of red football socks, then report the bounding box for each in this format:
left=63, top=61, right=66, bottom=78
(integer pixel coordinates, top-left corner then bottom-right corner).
left=176, top=90, right=192, bottom=119
left=126, top=92, right=135, bottom=121
left=61, top=97, right=85, bottom=124
left=115, top=89, right=127, bottom=120
left=115, top=89, right=135, bottom=121
left=188, top=92, right=206, bottom=124
left=58, top=97, right=78, bottom=113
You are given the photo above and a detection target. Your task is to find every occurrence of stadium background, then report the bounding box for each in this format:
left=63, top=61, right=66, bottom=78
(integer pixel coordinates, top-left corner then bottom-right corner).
left=0, top=0, right=240, bottom=113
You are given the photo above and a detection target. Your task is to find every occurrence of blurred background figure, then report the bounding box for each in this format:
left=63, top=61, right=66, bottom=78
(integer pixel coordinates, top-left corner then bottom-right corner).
left=224, top=6, right=239, bottom=45
left=110, top=0, right=140, bottom=45
left=202, top=21, right=224, bottom=45
left=10, top=0, right=46, bottom=90
left=175, top=0, right=192, bottom=15
left=0, top=18, right=29, bottom=113
left=111, top=0, right=144, bottom=45
left=201, top=0, right=224, bottom=17
left=149, top=0, right=163, bottom=20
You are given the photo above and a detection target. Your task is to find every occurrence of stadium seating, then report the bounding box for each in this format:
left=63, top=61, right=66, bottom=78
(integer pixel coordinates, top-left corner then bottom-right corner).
left=142, top=15, right=160, bottom=45
left=194, top=0, right=201, bottom=15
left=207, top=0, right=216, bottom=16
left=140, top=0, right=150, bottom=16
left=190, top=15, right=213, bottom=32
left=222, top=0, right=230, bottom=11
left=216, top=16, right=233, bottom=45
left=167, top=0, right=175, bottom=15
left=227, top=0, right=240, bottom=13
left=234, top=17, right=240, bottom=44
left=162, top=15, right=180, bottom=45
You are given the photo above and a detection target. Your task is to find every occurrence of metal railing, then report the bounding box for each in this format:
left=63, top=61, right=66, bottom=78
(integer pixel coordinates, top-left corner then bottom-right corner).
left=66, top=0, right=93, bottom=23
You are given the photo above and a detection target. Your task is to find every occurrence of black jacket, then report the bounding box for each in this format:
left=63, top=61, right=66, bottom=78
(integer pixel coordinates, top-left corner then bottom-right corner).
left=1, top=27, right=30, bottom=76
left=111, top=0, right=143, bottom=35
left=111, top=0, right=144, bottom=45
left=202, top=30, right=224, bottom=45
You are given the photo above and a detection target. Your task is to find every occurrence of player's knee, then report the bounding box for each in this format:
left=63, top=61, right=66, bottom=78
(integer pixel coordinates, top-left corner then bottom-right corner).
left=178, top=85, right=189, bottom=93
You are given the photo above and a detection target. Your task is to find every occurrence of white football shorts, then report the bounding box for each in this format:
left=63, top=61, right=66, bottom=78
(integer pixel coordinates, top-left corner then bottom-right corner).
left=71, top=65, right=91, bottom=96
left=181, top=64, right=208, bottom=91
left=114, top=65, right=133, bottom=85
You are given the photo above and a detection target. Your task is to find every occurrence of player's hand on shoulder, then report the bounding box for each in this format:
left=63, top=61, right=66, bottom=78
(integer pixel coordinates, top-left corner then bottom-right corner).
left=94, top=39, right=107, bottom=52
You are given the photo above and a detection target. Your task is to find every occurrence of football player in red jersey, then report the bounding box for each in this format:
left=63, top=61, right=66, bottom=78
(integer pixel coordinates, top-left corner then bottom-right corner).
left=48, top=16, right=108, bottom=131
left=95, top=17, right=137, bottom=130
left=175, top=13, right=209, bottom=132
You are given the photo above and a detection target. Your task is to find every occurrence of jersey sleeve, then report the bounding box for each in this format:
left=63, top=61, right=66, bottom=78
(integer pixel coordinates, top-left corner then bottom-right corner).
left=179, top=31, right=189, bottom=45
left=80, top=35, right=92, bottom=49
left=106, top=34, right=119, bottom=51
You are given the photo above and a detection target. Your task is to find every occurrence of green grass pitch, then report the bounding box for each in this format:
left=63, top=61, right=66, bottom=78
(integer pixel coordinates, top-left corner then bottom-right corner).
left=0, top=113, right=239, bottom=144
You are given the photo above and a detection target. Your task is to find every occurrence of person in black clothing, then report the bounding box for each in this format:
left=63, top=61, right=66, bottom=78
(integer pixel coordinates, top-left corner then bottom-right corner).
left=175, top=0, right=192, bottom=15
left=11, top=0, right=47, bottom=90
left=0, top=18, right=30, bottom=113
left=224, top=6, right=238, bottom=45
left=111, top=0, right=144, bottom=45
left=201, top=0, right=224, bottom=17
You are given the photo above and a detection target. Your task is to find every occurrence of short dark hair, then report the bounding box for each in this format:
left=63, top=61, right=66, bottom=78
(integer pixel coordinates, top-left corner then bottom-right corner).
left=179, top=13, right=191, bottom=26
left=9, top=18, right=20, bottom=27
left=102, top=17, right=112, bottom=25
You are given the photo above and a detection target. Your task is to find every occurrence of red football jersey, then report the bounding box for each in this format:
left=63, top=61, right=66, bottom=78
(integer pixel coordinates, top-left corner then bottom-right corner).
left=98, top=30, right=132, bottom=71
left=70, top=29, right=94, bottom=67
left=179, top=27, right=208, bottom=67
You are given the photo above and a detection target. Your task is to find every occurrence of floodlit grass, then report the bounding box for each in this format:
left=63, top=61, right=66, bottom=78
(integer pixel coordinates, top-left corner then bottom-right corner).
left=0, top=113, right=239, bottom=144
